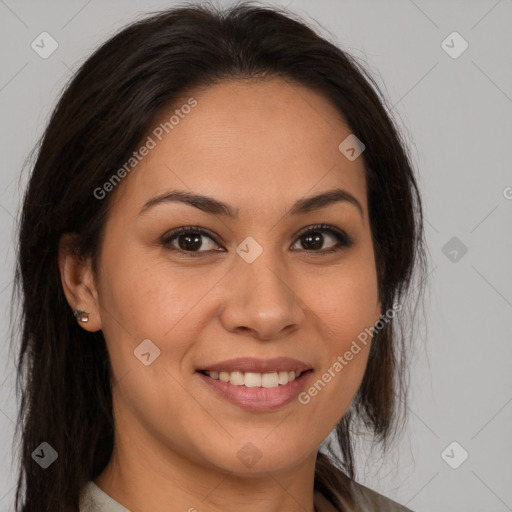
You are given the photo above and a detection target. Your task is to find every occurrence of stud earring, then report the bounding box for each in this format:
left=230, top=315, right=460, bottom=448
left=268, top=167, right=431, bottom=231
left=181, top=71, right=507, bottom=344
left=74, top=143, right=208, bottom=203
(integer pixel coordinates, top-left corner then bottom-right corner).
left=74, top=310, right=89, bottom=323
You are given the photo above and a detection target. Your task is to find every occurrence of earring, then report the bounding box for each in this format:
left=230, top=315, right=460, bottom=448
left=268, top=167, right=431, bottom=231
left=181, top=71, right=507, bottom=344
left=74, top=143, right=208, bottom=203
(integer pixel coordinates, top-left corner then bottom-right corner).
left=74, top=310, right=89, bottom=323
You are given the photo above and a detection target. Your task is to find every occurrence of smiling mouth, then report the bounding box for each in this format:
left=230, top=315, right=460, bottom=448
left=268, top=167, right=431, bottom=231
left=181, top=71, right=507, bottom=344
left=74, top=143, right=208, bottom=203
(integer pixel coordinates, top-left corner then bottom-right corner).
left=199, top=369, right=310, bottom=388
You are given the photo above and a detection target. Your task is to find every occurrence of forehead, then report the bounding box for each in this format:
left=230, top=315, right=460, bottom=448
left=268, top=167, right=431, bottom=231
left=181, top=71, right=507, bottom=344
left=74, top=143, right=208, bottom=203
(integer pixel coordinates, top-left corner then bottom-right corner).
left=110, top=78, right=368, bottom=220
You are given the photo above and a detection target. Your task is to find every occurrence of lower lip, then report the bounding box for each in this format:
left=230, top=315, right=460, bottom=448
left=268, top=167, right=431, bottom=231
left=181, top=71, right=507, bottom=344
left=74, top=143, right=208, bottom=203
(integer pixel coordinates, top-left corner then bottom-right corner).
left=197, top=371, right=313, bottom=411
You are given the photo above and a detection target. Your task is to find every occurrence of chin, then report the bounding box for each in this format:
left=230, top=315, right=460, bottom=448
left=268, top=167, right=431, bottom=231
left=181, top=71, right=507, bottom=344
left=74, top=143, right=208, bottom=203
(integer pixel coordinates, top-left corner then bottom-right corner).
left=199, top=438, right=314, bottom=476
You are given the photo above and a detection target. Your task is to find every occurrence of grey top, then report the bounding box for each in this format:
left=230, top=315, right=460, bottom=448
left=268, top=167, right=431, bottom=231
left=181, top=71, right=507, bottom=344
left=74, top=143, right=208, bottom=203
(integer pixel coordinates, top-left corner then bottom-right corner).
left=79, top=479, right=412, bottom=511
left=79, top=481, right=130, bottom=512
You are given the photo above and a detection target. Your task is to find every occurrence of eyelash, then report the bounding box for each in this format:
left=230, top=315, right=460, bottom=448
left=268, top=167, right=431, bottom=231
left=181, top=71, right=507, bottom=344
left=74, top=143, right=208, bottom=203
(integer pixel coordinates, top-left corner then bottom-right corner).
left=160, top=224, right=354, bottom=257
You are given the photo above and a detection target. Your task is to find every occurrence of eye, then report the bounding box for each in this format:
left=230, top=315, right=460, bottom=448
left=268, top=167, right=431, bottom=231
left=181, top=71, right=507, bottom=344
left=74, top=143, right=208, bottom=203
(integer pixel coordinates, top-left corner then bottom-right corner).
left=160, top=223, right=354, bottom=257
left=160, top=226, right=222, bottom=255
left=290, top=224, right=354, bottom=253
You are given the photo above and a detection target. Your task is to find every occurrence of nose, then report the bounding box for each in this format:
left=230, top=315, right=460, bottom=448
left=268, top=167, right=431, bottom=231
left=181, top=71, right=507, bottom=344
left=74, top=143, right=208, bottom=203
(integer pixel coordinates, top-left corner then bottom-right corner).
left=218, top=252, right=305, bottom=340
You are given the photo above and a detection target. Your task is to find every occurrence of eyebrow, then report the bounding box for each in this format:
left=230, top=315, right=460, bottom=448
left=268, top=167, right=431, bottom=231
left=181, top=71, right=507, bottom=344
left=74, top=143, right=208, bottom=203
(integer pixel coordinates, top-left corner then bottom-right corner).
left=138, top=187, right=363, bottom=218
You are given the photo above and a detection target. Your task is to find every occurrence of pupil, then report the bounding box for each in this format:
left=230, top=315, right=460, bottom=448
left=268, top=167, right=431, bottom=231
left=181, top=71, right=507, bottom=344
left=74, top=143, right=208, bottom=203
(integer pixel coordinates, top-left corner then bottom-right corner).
left=303, top=232, right=322, bottom=250
left=179, top=233, right=202, bottom=251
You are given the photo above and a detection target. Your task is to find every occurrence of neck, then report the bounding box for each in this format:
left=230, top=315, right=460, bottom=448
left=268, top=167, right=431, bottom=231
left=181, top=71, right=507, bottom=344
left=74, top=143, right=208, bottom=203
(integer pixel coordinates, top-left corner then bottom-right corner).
left=95, top=424, right=319, bottom=512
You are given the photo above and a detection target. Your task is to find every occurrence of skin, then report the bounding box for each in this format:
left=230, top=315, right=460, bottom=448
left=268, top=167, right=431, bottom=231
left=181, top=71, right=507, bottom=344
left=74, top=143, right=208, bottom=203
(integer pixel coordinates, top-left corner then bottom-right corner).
left=59, top=78, right=381, bottom=512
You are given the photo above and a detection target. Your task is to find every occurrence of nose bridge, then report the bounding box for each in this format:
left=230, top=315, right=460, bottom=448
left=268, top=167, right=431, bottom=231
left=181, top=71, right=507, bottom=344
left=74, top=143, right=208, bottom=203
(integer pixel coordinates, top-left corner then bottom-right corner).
left=219, top=236, right=304, bottom=338
left=246, top=253, right=288, bottom=302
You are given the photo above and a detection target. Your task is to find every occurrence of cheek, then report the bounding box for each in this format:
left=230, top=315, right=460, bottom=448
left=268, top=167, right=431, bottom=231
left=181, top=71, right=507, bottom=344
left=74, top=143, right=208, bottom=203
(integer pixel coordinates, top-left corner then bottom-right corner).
left=311, top=252, right=379, bottom=343
left=98, top=249, right=221, bottom=340
left=97, top=254, right=216, bottom=448
left=301, top=249, right=378, bottom=415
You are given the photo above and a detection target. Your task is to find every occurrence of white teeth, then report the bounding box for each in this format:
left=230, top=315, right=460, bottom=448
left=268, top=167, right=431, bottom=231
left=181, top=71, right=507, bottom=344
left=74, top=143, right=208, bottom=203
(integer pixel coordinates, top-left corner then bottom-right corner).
left=204, top=369, right=304, bottom=387
left=278, top=371, right=289, bottom=385
left=261, top=372, right=280, bottom=388
left=244, top=372, right=262, bottom=387
left=230, top=371, right=245, bottom=386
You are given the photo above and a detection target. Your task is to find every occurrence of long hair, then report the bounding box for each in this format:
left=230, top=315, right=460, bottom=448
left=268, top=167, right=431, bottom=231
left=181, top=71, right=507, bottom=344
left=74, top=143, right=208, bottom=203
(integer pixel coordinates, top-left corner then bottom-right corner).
left=11, top=2, right=427, bottom=510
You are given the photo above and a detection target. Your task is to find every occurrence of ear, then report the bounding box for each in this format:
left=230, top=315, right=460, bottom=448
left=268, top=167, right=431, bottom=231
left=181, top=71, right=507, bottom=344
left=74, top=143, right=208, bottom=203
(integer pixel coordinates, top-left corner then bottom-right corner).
left=58, top=233, right=102, bottom=332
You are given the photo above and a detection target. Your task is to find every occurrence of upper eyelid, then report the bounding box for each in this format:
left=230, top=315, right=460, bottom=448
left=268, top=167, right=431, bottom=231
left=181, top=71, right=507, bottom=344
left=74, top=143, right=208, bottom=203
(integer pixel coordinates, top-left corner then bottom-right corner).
left=162, top=224, right=350, bottom=248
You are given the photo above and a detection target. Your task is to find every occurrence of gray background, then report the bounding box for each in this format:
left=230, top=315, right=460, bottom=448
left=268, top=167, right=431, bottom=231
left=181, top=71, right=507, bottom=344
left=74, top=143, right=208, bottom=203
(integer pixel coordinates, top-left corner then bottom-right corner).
left=1, top=0, right=511, bottom=510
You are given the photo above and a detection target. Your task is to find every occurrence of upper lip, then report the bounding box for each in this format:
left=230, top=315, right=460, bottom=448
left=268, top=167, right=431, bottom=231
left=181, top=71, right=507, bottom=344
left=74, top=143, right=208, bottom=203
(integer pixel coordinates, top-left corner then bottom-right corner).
left=197, top=357, right=312, bottom=374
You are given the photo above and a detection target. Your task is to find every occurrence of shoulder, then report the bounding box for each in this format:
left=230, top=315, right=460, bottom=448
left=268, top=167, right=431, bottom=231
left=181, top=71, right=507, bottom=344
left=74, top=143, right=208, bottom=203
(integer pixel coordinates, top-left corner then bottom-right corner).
left=315, top=462, right=413, bottom=512
left=78, top=481, right=97, bottom=512
left=79, top=481, right=130, bottom=512
left=347, top=479, right=413, bottom=511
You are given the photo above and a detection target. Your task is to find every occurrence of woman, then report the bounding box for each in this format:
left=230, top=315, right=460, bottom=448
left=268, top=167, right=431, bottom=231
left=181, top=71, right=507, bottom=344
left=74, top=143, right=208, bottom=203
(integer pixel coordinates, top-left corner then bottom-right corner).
left=12, top=3, right=427, bottom=511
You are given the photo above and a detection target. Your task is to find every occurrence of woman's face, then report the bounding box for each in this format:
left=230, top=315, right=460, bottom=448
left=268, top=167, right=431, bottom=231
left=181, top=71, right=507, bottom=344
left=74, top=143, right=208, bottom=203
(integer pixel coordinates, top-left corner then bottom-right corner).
left=86, top=78, right=381, bottom=475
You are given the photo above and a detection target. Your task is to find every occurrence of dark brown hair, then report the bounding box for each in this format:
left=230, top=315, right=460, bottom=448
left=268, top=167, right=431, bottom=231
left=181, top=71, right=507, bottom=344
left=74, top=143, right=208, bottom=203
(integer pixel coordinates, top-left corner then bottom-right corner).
left=11, top=2, right=426, bottom=511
